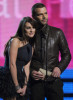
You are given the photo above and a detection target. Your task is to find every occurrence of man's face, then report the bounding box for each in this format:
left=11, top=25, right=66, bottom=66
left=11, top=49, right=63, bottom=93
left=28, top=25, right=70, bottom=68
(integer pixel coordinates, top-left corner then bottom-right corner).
left=34, top=7, right=48, bottom=25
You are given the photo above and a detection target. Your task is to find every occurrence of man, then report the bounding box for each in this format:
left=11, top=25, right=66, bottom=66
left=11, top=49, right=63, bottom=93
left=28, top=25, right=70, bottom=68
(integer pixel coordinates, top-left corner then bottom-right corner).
left=30, top=3, right=71, bottom=100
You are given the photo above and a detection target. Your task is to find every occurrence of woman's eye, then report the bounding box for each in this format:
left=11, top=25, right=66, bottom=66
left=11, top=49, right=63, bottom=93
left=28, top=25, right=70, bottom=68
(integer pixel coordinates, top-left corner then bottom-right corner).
left=26, top=27, right=31, bottom=29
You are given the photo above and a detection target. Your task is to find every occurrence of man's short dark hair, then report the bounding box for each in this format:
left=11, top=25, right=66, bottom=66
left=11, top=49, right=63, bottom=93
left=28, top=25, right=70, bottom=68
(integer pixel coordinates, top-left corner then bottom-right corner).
left=32, top=3, right=46, bottom=17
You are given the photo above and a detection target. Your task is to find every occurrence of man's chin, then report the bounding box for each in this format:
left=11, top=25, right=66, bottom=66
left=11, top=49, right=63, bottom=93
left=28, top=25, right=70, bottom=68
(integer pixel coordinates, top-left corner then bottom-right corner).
left=42, top=23, right=47, bottom=25
left=37, top=21, right=47, bottom=26
left=41, top=21, right=47, bottom=25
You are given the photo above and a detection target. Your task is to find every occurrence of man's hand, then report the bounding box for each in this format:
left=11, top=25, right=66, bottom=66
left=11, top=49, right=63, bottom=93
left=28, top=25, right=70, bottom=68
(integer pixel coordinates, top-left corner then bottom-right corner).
left=31, top=70, right=45, bottom=80
left=52, top=67, right=61, bottom=77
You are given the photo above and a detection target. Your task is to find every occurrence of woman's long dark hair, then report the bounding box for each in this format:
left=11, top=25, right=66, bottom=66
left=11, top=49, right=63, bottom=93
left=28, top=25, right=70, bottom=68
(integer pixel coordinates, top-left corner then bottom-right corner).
left=4, top=17, right=36, bottom=56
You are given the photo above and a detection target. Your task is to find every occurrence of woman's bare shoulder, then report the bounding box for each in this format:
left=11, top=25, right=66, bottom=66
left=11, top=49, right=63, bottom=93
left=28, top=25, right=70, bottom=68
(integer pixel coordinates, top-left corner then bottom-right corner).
left=10, top=38, right=20, bottom=48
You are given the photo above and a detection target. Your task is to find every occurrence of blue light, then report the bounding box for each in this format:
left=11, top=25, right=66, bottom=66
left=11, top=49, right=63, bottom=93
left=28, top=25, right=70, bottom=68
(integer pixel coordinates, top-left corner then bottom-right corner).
left=44, top=97, right=73, bottom=100
left=0, top=98, right=3, bottom=100
left=41, top=97, right=73, bottom=100
left=61, top=69, right=73, bottom=79
left=63, top=82, right=73, bottom=93
left=45, top=97, right=47, bottom=100
left=64, top=97, right=73, bottom=100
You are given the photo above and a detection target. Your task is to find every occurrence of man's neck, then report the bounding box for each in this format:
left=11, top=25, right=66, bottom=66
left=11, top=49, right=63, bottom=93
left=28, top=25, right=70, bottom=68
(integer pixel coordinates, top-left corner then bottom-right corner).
left=36, top=22, right=47, bottom=30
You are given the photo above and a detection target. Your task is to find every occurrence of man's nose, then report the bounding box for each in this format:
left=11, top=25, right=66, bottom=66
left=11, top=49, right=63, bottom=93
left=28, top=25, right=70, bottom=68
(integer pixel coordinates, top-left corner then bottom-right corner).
left=43, top=14, right=46, bottom=19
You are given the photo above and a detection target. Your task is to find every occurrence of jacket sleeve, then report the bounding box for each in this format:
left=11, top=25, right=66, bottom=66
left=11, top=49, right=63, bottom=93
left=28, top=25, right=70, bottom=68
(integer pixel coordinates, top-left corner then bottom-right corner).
left=30, top=58, right=42, bottom=71
left=58, top=29, right=71, bottom=73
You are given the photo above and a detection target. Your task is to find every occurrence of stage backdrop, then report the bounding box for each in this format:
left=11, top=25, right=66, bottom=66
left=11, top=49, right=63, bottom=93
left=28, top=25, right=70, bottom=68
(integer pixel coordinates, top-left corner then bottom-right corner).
left=0, top=0, right=73, bottom=100
left=0, top=0, right=73, bottom=69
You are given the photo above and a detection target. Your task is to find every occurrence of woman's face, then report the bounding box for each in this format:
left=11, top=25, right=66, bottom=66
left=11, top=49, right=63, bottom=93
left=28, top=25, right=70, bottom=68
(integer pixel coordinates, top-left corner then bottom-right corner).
left=24, top=22, right=36, bottom=38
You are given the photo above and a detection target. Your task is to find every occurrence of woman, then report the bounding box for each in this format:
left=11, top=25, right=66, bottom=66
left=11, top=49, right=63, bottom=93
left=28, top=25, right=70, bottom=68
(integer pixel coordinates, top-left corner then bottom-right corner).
left=0, top=17, right=36, bottom=100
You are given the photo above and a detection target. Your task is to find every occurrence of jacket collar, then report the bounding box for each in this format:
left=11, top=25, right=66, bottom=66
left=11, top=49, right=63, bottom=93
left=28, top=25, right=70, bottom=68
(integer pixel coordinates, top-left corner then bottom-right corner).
left=41, top=24, right=50, bottom=33
left=36, top=23, right=49, bottom=32
left=36, top=24, right=50, bottom=38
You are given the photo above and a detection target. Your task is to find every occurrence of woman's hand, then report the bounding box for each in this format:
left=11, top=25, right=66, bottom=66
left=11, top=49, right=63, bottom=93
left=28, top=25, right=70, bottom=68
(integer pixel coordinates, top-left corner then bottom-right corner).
left=19, top=86, right=27, bottom=96
left=16, top=87, right=22, bottom=94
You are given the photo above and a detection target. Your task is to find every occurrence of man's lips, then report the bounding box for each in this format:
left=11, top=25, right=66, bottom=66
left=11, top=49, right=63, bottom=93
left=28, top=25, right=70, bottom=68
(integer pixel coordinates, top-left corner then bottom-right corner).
left=42, top=20, right=47, bottom=22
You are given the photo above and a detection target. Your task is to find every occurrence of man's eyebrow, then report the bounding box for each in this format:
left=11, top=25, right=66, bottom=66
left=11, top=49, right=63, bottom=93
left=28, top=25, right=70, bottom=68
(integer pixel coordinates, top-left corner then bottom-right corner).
left=37, top=13, right=43, bottom=15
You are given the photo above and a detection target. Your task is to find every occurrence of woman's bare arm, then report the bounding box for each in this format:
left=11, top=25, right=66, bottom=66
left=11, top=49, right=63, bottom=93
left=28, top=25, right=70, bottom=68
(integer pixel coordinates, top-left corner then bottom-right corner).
left=9, top=38, right=20, bottom=86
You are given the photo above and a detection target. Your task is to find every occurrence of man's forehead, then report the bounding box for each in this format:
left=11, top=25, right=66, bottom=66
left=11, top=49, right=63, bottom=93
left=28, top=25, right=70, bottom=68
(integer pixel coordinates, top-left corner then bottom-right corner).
left=35, top=7, right=47, bottom=13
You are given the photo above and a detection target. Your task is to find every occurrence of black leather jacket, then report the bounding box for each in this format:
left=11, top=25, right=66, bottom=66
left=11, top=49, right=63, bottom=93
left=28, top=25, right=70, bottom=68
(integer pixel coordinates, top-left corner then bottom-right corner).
left=31, top=24, right=71, bottom=74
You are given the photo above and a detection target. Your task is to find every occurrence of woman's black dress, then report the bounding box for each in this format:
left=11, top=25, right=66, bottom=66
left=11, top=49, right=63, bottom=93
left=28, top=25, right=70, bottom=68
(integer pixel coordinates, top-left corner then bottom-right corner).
left=0, top=43, right=32, bottom=99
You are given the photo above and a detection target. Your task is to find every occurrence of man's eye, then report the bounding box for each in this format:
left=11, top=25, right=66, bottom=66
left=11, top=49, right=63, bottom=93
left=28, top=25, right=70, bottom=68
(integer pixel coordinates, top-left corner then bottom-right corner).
left=39, top=15, right=42, bottom=16
left=45, top=12, right=47, bottom=14
left=37, top=14, right=42, bottom=16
